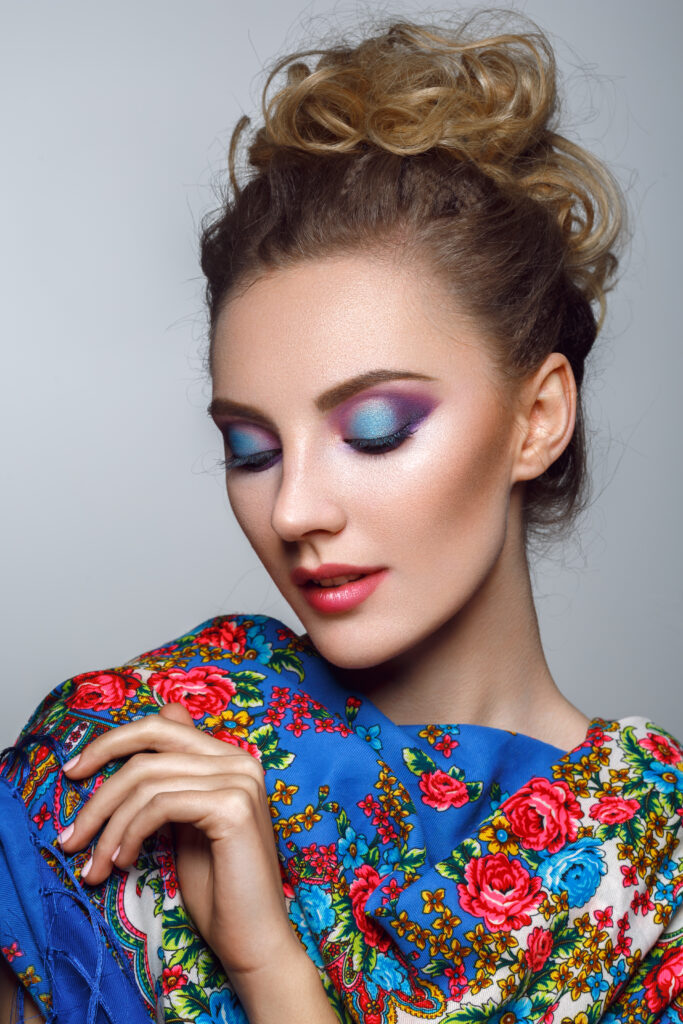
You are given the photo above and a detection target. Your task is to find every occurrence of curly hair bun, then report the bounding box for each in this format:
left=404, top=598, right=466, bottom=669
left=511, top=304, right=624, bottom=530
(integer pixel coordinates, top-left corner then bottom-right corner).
left=241, top=14, right=623, bottom=319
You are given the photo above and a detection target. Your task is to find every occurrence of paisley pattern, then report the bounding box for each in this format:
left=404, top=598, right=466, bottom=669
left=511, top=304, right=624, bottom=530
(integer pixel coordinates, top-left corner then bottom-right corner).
left=1, top=613, right=682, bottom=1024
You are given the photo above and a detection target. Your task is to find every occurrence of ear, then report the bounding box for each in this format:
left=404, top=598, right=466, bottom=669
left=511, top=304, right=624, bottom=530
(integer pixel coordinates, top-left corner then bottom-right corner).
left=510, top=352, right=577, bottom=484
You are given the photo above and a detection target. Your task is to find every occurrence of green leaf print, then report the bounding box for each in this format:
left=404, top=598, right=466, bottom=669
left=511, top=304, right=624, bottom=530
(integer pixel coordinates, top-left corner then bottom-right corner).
left=402, top=747, right=437, bottom=776
left=269, top=649, right=304, bottom=681
left=163, top=906, right=199, bottom=950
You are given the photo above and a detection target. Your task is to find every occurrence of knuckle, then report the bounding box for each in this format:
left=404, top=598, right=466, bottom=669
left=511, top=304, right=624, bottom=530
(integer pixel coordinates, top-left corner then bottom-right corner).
left=148, top=789, right=170, bottom=813
left=223, top=788, right=253, bottom=826
left=240, top=756, right=265, bottom=782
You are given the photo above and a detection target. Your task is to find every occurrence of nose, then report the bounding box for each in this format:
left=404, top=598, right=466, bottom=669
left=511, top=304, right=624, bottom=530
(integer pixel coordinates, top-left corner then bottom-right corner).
left=270, top=447, right=347, bottom=542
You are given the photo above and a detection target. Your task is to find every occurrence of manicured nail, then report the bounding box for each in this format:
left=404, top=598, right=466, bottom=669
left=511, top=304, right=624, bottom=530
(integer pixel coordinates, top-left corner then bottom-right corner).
left=81, top=856, right=93, bottom=879
left=111, top=845, right=121, bottom=864
left=58, top=824, right=74, bottom=845
left=63, top=755, right=81, bottom=772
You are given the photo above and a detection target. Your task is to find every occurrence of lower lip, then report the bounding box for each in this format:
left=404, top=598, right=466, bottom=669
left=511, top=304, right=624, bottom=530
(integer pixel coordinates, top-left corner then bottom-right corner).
left=299, top=570, right=388, bottom=613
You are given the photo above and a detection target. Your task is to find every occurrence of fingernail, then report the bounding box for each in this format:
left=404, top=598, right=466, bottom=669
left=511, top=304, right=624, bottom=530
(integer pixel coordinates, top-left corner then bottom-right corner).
left=81, top=856, right=93, bottom=879
left=111, top=845, right=121, bottom=864
left=63, top=755, right=81, bottom=772
left=58, top=824, right=74, bottom=845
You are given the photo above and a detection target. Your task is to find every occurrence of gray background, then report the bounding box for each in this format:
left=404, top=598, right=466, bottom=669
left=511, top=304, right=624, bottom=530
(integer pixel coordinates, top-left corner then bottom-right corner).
left=1, top=0, right=681, bottom=747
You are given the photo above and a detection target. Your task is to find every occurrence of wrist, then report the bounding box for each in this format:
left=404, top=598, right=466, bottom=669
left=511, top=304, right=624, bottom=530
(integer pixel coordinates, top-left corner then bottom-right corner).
left=227, top=938, right=337, bottom=1024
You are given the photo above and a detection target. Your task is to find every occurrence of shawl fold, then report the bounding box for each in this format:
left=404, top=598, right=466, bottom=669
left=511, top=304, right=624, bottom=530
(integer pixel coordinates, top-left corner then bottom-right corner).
left=1, top=612, right=682, bottom=1024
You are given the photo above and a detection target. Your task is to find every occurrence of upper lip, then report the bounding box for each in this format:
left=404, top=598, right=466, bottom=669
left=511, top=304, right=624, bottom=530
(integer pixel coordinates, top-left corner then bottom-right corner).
left=291, top=563, right=384, bottom=585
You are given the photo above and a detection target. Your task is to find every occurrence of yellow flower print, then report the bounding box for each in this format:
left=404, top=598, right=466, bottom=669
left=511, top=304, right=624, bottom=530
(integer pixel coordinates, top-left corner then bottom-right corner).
left=569, top=974, right=589, bottom=1001
left=297, top=804, right=322, bottom=830
left=418, top=725, right=443, bottom=743
left=276, top=817, right=302, bottom=839
left=433, top=907, right=460, bottom=938
left=550, top=963, right=572, bottom=986
left=19, top=966, right=41, bottom=987
left=475, top=946, right=498, bottom=974
left=271, top=778, right=298, bottom=805
left=479, top=816, right=519, bottom=855
left=422, top=888, right=446, bottom=914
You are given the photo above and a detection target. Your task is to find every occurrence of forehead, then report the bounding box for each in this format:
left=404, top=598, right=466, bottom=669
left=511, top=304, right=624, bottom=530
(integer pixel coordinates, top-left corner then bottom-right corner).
left=211, top=253, right=497, bottom=397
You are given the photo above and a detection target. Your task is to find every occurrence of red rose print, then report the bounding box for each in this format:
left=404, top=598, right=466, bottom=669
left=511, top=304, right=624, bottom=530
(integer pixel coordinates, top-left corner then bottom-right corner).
left=150, top=666, right=236, bottom=719
left=589, top=795, right=640, bottom=824
left=525, top=926, right=553, bottom=971
left=67, top=670, right=140, bottom=710
left=418, top=770, right=469, bottom=811
left=639, top=732, right=682, bottom=766
left=457, top=852, right=543, bottom=932
left=194, top=619, right=248, bottom=655
left=349, top=865, right=391, bottom=951
left=644, top=946, right=683, bottom=1013
left=502, top=778, right=581, bottom=853
left=213, top=728, right=262, bottom=761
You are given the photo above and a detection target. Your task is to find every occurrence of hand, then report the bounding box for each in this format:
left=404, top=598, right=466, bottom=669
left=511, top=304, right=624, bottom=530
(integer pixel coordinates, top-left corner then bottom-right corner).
left=58, top=703, right=303, bottom=979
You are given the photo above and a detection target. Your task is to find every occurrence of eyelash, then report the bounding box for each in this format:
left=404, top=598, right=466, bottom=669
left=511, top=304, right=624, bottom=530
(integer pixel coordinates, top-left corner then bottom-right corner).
left=220, top=421, right=416, bottom=473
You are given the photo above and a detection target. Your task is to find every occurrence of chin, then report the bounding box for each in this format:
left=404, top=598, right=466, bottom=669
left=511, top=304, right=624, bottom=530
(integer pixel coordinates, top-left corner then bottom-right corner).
left=296, top=614, right=430, bottom=674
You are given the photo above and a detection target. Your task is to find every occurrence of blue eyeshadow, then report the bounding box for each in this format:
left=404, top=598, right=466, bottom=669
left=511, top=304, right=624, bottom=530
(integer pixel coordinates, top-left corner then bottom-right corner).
left=347, top=398, right=402, bottom=438
left=225, top=425, right=269, bottom=456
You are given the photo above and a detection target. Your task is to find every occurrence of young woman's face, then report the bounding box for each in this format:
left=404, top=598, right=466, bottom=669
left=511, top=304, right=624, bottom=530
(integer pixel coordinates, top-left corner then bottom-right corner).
left=210, top=254, right=523, bottom=669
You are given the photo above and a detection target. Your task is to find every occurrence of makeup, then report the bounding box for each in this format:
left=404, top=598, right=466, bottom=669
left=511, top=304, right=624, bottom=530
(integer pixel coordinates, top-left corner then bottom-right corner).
left=335, top=388, right=436, bottom=447
left=299, top=569, right=389, bottom=613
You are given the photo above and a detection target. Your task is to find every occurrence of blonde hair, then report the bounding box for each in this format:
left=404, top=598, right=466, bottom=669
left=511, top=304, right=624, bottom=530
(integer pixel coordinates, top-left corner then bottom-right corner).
left=201, top=11, right=626, bottom=541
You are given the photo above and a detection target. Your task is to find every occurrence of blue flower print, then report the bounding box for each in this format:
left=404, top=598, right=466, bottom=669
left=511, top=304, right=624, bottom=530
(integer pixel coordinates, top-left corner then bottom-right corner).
left=492, top=996, right=533, bottom=1023
left=378, top=844, right=401, bottom=876
left=196, top=990, right=246, bottom=1024
left=366, top=952, right=411, bottom=998
left=612, top=958, right=629, bottom=985
left=356, top=724, right=383, bottom=751
left=245, top=628, right=273, bottom=664
left=537, top=837, right=607, bottom=907
left=642, top=761, right=683, bottom=794
left=289, top=900, right=325, bottom=967
left=338, top=826, right=369, bottom=869
left=298, top=882, right=335, bottom=933
left=588, top=972, right=610, bottom=999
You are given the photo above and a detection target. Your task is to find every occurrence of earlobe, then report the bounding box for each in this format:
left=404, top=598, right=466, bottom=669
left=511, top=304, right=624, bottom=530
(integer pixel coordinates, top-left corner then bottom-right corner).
left=511, top=353, right=577, bottom=484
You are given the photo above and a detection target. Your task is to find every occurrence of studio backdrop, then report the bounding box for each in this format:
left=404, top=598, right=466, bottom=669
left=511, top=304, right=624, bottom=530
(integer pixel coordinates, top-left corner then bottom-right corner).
left=1, top=0, right=681, bottom=745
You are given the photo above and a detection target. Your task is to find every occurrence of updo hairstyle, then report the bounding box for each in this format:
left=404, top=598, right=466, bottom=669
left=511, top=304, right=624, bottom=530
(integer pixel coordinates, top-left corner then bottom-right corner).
left=200, top=11, right=625, bottom=544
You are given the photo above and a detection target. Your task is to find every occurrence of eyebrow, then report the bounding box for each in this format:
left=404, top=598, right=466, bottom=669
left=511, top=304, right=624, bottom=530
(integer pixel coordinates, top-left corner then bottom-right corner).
left=207, top=368, right=437, bottom=426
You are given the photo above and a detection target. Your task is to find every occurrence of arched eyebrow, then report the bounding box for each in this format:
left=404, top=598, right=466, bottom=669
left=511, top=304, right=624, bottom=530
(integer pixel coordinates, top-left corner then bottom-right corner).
left=208, top=368, right=437, bottom=426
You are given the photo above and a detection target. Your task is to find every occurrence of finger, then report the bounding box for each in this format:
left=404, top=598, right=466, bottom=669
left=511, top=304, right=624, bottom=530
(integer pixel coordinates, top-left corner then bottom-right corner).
left=60, top=750, right=264, bottom=852
left=62, top=712, right=240, bottom=777
left=158, top=702, right=195, bottom=727
left=82, top=777, right=264, bottom=886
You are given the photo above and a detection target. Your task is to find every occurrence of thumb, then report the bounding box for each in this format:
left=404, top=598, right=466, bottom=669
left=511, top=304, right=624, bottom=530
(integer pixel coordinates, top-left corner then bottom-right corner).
left=158, top=701, right=196, bottom=727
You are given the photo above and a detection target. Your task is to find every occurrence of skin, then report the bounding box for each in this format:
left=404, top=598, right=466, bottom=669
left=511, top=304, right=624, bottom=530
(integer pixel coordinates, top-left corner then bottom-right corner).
left=1, top=251, right=590, bottom=1021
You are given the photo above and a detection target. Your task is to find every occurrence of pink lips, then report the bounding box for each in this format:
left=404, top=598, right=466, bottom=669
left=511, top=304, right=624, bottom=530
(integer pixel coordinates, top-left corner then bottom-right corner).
left=291, top=563, right=388, bottom=613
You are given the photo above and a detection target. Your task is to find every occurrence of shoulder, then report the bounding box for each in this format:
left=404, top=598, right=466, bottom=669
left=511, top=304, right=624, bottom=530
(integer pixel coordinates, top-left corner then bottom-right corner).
left=1, top=613, right=323, bottom=834
left=9, top=613, right=312, bottom=744
left=2, top=610, right=325, bottom=757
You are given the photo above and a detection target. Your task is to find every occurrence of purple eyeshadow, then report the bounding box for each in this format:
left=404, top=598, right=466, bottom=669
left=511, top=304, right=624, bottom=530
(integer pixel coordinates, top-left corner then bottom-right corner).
left=339, top=390, right=436, bottom=439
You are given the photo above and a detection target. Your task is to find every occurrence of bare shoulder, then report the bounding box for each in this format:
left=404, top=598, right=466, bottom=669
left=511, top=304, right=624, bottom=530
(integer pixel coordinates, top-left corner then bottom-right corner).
left=0, top=957, right=44, bottom=1023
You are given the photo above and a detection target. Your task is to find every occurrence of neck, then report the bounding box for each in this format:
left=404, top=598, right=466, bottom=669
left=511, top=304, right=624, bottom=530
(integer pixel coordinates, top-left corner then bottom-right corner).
left=330, top=495, right=589, bottom=752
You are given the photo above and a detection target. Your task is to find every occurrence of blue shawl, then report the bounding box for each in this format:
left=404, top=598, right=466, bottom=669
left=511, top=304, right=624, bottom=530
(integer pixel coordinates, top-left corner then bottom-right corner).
left=1, top=613, right=682, bottom=1023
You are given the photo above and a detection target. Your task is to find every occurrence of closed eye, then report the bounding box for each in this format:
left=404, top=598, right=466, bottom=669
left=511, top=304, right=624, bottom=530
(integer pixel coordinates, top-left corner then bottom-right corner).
left=345, top=421, right=416, bottom=454
left=219, top=421, right=416, bottom=473
left=220, top=448, right=281, bottom=472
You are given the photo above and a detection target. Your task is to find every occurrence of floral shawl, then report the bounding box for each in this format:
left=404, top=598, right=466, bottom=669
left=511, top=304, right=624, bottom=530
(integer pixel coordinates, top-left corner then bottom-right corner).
left=1, top=613, right=682, bottom=1024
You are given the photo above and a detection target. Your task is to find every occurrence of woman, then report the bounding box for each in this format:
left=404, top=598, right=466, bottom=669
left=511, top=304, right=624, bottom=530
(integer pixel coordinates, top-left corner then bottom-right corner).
left=1, top=11, right=682, bottom=1024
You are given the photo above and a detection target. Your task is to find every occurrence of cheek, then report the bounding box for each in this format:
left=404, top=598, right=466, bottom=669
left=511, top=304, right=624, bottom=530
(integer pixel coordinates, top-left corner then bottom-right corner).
left=358, top=405, right=513, bottom=547
left=225, top=483, right=273, bottom=559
